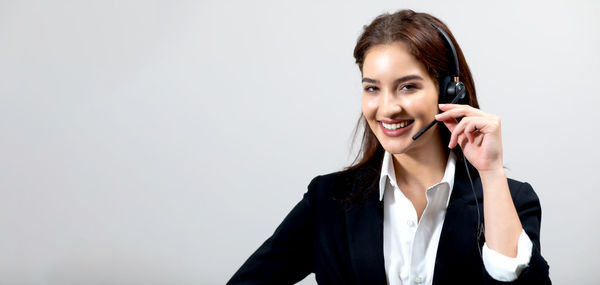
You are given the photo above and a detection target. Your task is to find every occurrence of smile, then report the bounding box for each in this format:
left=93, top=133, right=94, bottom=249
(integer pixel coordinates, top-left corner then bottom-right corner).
left=378, top=120, right=414, bottom=137
left=381, top=120, right=414, bottom=130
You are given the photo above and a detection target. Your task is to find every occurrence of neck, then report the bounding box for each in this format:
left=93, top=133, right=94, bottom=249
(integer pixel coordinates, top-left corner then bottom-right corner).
left=392, top=131, right=449, bottom=191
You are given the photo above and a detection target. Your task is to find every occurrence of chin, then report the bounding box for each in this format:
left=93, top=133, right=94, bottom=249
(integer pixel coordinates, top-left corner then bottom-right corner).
left=378, top=139, right=412, bottom=155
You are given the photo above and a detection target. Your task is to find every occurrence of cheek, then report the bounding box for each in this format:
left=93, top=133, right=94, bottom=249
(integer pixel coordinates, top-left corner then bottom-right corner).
left=424, top=92, right=440, bottom=114
left=361, top=96, right=378, bottom=117
left=405, top=92, right=439, bottom=116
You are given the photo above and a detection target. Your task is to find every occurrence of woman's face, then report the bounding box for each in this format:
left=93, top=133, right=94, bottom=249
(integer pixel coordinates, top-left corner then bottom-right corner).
left=361, top=42, right=441, bottom=155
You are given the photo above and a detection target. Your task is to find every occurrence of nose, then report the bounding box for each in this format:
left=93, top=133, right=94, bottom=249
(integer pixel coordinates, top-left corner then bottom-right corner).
left=380, top=88, right=403, bottom=117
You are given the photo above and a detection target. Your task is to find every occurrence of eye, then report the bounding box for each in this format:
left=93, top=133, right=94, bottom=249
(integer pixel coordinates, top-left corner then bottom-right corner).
left=363, top=85, right=378, bottom=93
left=399, top=83, right=419, bottom=92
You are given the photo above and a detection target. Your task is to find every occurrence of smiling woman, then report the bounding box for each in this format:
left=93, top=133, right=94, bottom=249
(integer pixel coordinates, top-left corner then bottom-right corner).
left=228, top=9, right=550, bottom=285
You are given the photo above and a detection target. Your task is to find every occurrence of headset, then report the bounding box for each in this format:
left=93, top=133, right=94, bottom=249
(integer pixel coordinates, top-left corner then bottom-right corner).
left=412, top=21, right=485, bottom=257
left=412, top=22, right=467, bottom=141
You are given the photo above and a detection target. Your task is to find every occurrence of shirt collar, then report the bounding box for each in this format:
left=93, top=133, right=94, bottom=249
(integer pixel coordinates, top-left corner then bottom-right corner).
left=378, top=151, right=456, bottom=203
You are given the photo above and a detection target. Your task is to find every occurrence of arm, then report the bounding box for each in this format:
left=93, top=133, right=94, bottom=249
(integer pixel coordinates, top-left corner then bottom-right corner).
left=479, top=168, right=522, bottom=257
left=480, top=180, right=551, bottom=284
left=436, top=104, right=522, bottom=256
left=227, top=177, right=318, bottom=284
left=436, top=104, right=550, bottom=283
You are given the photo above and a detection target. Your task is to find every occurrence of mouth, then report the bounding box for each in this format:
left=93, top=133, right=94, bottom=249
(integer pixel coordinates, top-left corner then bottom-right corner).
left=380, top=120, right=415, bottom=130
left=378, top=120, right=415, bottom=137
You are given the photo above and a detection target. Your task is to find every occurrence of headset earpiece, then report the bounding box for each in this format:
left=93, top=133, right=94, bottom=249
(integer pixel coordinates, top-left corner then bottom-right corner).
left=438, top=75, right=466, bottom=104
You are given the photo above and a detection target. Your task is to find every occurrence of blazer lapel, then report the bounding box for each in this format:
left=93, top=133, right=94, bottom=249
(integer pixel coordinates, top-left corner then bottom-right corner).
left=344, top=173, right=387, bottom=284
left=432, top=156, right=484, bottom=284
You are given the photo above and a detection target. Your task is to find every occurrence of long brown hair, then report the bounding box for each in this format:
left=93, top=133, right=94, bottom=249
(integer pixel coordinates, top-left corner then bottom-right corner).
left=339, top=9, right=480, bottom=203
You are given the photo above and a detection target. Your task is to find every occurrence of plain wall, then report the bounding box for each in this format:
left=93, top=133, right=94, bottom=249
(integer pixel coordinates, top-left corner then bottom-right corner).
left=1, top=0, right=599, bottom=284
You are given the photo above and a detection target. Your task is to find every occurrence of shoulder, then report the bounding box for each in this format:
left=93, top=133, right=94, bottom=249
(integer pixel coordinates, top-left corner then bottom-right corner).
left=506, top=178, right=540, bottom=205
left=456, top=164, right=542, bottom=212
left=307, top=171, right=344, bottom=188
left=505, top=178, right=544, bottom=224
left=306, top=166, right=380, bottom=207
left=306, top=170, right=351, bottom=200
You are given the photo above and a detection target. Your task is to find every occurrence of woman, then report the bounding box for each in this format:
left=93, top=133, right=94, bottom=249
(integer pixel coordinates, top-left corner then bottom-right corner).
left=228, top=9, right=550, bottom=284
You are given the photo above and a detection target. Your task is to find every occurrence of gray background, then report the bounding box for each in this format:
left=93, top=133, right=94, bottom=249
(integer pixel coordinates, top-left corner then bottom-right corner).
left=1, top=0, right=599, bottom=284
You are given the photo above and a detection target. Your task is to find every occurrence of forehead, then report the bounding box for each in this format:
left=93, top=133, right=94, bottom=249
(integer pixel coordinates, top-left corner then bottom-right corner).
left=362, top=42, right=429, bottom=80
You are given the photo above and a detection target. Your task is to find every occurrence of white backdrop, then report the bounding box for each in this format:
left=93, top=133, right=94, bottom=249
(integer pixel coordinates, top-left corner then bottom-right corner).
left=1, top=0, right=599, bottom=284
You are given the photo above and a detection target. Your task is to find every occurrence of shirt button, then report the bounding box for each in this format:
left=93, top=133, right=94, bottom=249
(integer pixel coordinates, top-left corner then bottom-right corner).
left=414, top=276, right=423, bottom=284
left=406, top=220, right=415, bottom=227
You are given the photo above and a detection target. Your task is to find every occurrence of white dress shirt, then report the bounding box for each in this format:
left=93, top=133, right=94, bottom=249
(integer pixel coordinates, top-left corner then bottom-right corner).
left=379, top=151, right=533, bottom=284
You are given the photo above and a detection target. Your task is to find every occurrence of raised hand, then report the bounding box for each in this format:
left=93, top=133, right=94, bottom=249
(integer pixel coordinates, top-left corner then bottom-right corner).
left=434, top=103, right=504, bottom=173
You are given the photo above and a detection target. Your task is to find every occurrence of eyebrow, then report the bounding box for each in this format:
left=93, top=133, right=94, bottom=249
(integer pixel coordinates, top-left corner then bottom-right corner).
left=361, top=75, right=424, bottom=84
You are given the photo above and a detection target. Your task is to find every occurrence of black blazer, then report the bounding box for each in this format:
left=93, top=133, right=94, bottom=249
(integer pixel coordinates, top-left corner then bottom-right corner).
left=228, top=158, right=551, bottom=284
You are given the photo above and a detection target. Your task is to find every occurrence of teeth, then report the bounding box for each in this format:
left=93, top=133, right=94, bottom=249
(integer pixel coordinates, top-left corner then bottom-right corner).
left=382, top=121, right=411, bottom=130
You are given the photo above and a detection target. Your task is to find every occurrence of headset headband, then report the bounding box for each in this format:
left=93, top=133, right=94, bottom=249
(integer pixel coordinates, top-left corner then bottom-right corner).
left=430, top=23, right=460, bottom=81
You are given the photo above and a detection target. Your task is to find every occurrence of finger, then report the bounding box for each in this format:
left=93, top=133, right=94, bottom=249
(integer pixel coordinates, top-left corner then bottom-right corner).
left=457, top=133, right=469, bottom=149
left=436, top=104, right=484, bottom=121
left=473, top=133, right=484, bottom=146
left=437, top=103, right=462, bottom=110
left=464, top=121, right=482, bottom=138
left=441, top=118, right=459, bottom=132
left=466, top=127, right=475, bottom=143
left=438, top=103, right=480, bottom=111
left=466, top=121, right=485, bottom=144
left=448, top=122, right=460, bottom=148
left=449, top=117, right=473, bottom=148
left=436, top=107, right=483, bottom=122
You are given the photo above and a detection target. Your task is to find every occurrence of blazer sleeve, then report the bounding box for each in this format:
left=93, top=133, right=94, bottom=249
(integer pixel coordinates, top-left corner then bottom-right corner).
left=227, top=176, right=318, bottom=284
left=484, top=181, right=551, bottom=284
